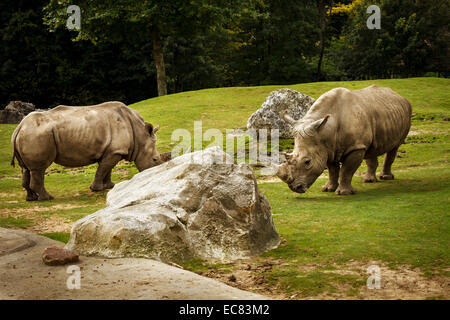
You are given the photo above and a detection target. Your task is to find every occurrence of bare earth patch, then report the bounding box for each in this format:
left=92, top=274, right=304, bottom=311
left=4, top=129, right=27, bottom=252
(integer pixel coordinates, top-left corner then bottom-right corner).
left=113, top=168, right=131, bottom=176
left=0, top=204, right=87, bottom=233
left=257, top=176, right=282, bottom=183
left=192, top=259, right=449, bottom=300
left=28, top=216, right=73, bottom=233
left=0, top=192, right=20, bottom=198
left=408, top=130, right=422, bottom=136
left=196, top=259, right=288, bottom=300
left=354, top=262, right=449, bottom=300
left=0, top=204, right=87, bottom=215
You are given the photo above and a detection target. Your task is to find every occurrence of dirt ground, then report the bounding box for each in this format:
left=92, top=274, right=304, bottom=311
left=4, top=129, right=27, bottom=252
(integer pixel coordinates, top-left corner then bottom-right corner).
left=0, top=203, right=86, bottom=233
left=193, top=259, right=449, bottom=300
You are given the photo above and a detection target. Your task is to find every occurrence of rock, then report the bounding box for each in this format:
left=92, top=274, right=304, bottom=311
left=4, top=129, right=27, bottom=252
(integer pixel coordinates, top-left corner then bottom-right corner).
left=0, top=101, right=37, bottom=124
left=42, top=247, right=79, bottom=266
left=66, top=147, right=280, bottom=263
left=247, top=88, right=315, bottom=138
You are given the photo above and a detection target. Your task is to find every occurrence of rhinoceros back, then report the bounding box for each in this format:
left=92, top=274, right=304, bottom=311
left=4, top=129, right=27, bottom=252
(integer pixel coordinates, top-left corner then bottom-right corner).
left=354, top=86, right=412, bottom=157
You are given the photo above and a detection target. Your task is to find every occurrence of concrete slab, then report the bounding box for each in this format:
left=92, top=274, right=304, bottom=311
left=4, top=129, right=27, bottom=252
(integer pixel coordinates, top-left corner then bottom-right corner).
left=0, top=228, right=35, bottom=257
left=0, top=228, right=268, bottom=300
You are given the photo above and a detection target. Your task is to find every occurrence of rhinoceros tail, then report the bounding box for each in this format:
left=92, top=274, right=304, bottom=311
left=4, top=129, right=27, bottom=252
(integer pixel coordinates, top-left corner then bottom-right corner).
left=11, top=123, right=24, bottom=168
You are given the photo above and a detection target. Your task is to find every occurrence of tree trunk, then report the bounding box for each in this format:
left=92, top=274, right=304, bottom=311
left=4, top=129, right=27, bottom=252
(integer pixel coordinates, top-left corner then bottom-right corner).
left=316, top=0, right=326, bottom=82
left=152, top=28, right=167, bottom=96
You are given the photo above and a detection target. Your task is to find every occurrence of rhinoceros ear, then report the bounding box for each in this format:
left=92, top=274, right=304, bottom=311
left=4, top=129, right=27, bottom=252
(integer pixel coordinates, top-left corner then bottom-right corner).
left=145, top=122, right=154, bottom=135
left=304, top=114, right=330, bottom=136
left=153, top=124, right=160, bottom=134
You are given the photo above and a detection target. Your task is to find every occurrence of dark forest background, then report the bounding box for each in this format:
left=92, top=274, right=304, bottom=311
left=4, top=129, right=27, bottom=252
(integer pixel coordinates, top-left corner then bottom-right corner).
left=0, top=0, right=448, bottom=108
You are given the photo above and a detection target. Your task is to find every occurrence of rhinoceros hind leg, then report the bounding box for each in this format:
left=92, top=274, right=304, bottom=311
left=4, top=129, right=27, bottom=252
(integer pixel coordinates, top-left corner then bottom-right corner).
left=380, top=147, right=398, bottom=180
left=90, top=154, right=121, bottom=191
left=22, top=168, right=38, bottom=201
left=362, top=157, right=378, bottom=183
left=30, top=169, right=54, bottom=201
left=379, top=173, right=394, bottom=180
left=322, top=162, right=339, bottom=192
left=336, top=149, right=364, bottom=195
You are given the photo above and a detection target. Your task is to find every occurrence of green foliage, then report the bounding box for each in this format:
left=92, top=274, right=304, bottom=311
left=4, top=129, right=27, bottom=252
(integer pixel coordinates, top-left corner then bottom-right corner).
left=328, top=0, right=450, bottom=79
left=44, top=0, right=235, bottom=41
left=223, top=0, right=320, bottom=85
left=1, top=1, right=448, bottom=107
left=0, top=0, right=158, bottom=107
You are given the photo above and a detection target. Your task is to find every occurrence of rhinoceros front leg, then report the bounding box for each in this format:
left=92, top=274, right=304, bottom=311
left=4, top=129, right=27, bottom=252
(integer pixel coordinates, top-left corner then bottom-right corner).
left=90, top=154, right=121, bottom=191
left=102, top=170, right=115, bottom=189
left=380, top=146, right=398, bottom=180
left=30, top=169, right=54, bottom=201
left=362, top=157, right=378, bottom=183
left=336, top=150, right=364, bottom=195
left=322, top=162, right=340, bottom=192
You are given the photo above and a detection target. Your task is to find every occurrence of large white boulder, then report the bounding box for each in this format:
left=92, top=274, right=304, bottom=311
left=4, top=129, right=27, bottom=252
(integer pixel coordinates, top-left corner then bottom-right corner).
left=247, top=88, right=315, bottom=138
left=66, top=147, right=280, bottom=262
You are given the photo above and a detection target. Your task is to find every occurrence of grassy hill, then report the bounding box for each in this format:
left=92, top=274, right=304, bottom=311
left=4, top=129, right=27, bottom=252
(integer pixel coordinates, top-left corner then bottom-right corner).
left=0, top=77, right=449, bottom=299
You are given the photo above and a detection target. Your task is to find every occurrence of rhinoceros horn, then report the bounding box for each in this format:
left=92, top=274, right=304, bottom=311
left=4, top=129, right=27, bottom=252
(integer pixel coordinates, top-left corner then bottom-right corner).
left=282, top=110, right=297, bottom=125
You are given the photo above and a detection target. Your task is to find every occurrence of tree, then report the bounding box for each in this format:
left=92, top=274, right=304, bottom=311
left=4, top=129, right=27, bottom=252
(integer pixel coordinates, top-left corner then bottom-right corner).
left=44, top=0, right=236, bottom=96
left=224, top=0, right=319, bottom=85
left=328, top=0, right=449, bottom=79
left=0, top=0, right=162, bottom=108
left=316, top=0, right=328, bottom=81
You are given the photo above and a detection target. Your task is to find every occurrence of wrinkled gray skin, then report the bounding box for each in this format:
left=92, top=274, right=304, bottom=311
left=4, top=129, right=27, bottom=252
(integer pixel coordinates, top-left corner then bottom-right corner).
left=277, top=85, right=412, bottom=195
left=11, top=101, right=163, bottom=201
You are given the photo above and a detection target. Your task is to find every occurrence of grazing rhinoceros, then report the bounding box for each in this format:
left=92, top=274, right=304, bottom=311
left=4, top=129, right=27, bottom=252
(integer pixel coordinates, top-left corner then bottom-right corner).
left=11, top=101, right=163, bottom=201
left=277, top=85, right=412, bottom=195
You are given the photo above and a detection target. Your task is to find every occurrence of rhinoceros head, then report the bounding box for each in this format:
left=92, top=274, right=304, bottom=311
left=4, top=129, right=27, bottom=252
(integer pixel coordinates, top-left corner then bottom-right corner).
left=135, top=122, right=163, bottom=171
left=277, top=112, right=330, bottom=193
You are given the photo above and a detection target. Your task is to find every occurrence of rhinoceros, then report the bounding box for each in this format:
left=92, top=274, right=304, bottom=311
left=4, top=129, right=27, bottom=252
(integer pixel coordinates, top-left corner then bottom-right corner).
left=11, top=101, right=163, bottom=201
left=277, top=85, right=412, bottom=195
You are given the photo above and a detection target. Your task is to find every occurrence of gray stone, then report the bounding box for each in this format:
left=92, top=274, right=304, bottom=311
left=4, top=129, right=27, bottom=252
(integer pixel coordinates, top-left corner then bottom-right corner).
left=66, top=147, right=280, bottom=263
left=247, top=88, right=315, bottom=138
left=0, top=101, right=37, bottom=124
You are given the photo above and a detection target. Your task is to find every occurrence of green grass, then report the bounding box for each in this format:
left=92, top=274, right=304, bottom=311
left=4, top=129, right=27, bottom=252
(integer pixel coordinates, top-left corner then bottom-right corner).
left=0, top=216, right=33, bottom=229
left=0, top=77, right=449, bottom=298
left=39, top=232, right=71, bottom=243
left=260, top=165, right=450, bottom=268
